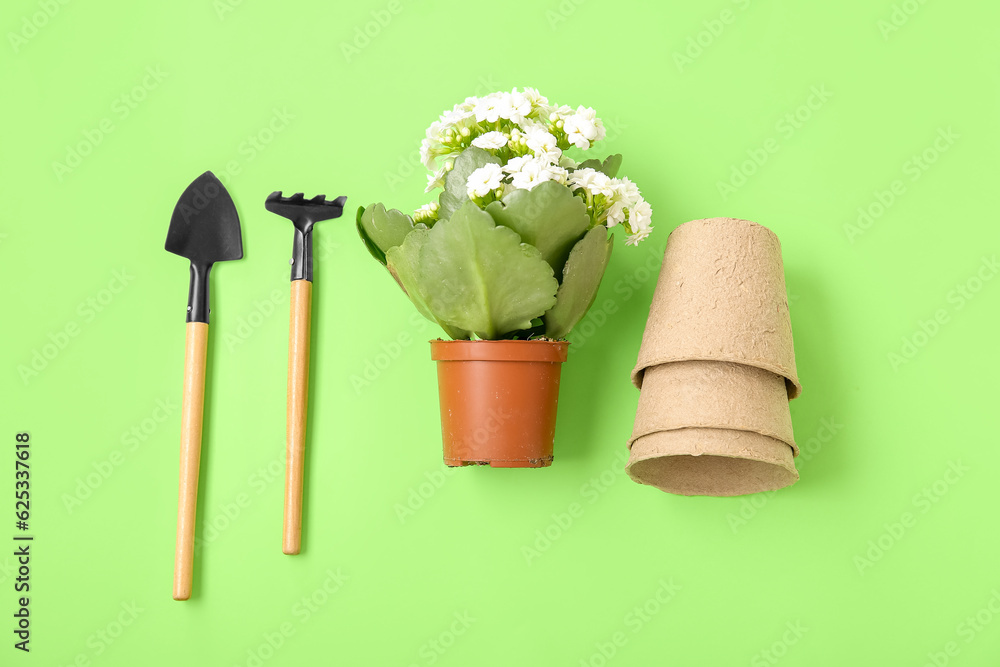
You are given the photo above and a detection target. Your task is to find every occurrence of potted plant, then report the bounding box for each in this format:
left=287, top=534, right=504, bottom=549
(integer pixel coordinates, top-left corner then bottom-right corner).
left=358, top=88, right=653, bottom=467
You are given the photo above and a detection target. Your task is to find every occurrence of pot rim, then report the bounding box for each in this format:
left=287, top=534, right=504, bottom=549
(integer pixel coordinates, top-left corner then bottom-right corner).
left=430, top=338, right=569, bottom=363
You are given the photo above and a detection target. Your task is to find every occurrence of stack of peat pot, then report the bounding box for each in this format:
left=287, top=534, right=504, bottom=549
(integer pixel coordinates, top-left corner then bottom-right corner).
left=627, top=218, right=803, bottom=496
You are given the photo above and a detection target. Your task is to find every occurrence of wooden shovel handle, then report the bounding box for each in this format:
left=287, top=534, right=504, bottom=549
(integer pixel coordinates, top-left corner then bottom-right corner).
left=284, top=280, right=312, bottom=554
left=174, top=321, right=208, bottom=600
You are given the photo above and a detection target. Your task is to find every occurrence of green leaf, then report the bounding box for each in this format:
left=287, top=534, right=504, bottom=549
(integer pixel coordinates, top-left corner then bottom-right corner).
left=575, top=154, right=622, bottom=178
left=437, top=147, right=500, bottom=221
left=389, top=200, right=558, bottom=340
left=357, top=203, right=417, bottom=265
left=484, top=180, right=590, bottom=276
left=356, top=206, right=386, bottom=264
left=499, top=319, right=546, bottom=340
left=386, top=229, right=471, bottom=340
left=544, top=226, right=614, bottom=339
left=599, top=154, right=623, bottom=178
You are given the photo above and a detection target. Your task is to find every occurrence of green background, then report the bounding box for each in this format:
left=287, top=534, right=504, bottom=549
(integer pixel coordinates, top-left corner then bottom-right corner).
left=2, top=0, right=999, bottom=664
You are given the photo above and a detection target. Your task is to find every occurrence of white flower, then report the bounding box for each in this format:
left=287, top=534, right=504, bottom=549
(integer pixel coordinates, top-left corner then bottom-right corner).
left=605, top=200, right=627, bottom=227
left=413, top=201, right=439, bottom=223
left=508, top=89, right=532, bottom=123
left=507, top=127, right=527, bottom=150
left=431, top=105, right=477, bottom=153
left=563, top=106, right=605, bottom=150
left=509, top=159, right=567, bottom=191
left=425, top=120, right=445, bottom=142
left=466, top=163, right=504, bottom=198
left=518, top=117, right=546, bottom=132
left=547, top=104, right=574, bottom=122
left=421, top=124, right=457, bottom=171
left=474, top=92, right=512, bottom=124
left=525, top=127, right=561, bottom=163
left=471, top=131, right=508, bottom=150
left=503, top=155, right=533, bottom=175
left=522, top=87, right=549, bottom=110
left=625, top=229, right=651, bottom=246
left=510, top=160, right=546, bottom=190
left=570, top=168, right=614, bottom=197
left=425, top=165, right=447, bottom=193
left=614, top=177, right=641, bottom=206
left=629, top=199, right=653, bottom=233
left=441, top=108, right=475, bottom=128
left=605, top=177, right=642, bottom=227
left=421, top=116, right=466, bottom=170
left=544, top=165, right=569, bottom=185
left=623, top=198, right=653, bottom=243
left=420, top=138, right=435, bottom=170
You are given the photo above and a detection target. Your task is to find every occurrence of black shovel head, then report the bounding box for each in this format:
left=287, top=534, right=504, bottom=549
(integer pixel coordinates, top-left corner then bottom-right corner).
left=166, top=171, right=243, bottom=263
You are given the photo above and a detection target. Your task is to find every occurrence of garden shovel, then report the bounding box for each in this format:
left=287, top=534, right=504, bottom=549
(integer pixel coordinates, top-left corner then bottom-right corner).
left=165, top=171, right=243, bottom=600
left=264, top=191, right=346, bottom=555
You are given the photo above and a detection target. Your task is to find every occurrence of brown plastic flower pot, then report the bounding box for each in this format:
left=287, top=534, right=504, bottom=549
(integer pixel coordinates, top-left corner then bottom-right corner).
left=430, top=339, right=570, bottom=468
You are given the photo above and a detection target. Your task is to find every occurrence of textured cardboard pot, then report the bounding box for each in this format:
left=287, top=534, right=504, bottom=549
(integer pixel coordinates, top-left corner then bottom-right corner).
left=627, top=428, right=798, bottom=496
left=631, top=217, right=802, bottom=399
left=630, top=360, right=798, bottom=454
left=430, top=340, right=569, bottom=468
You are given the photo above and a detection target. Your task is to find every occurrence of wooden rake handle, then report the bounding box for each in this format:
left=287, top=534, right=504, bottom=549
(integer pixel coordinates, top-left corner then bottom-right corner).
left=174, top=321, right=208, bottom=600
left=284, top=280, right=312, bottom=554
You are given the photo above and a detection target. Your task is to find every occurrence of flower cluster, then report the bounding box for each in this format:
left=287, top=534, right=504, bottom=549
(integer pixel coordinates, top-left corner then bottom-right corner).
left=417, top=88, right=652, bottom=245
left=568, top=170, right=652, bottom=246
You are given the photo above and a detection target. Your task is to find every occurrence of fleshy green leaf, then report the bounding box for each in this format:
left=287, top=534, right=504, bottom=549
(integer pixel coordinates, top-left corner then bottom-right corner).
left=576, top=154, right=623, bottom=178
left=484, top=180, right=590, bottom=276
left=386, top=229, right=471, bottom=340
left=599, top=154, right=623, bottom=178
left=389, top=200, right=558, bottom=340
left=356, top=206, right=386, bottom=264
left=437, top=147, right=500, bottom=221
left=357, top=203, right=417, bottom=265
left=544, top=226, right=614, bottom=339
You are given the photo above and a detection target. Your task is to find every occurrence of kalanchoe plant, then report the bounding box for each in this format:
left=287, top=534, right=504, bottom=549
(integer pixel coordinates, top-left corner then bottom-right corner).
left=358, top=87, right=653, bottom=341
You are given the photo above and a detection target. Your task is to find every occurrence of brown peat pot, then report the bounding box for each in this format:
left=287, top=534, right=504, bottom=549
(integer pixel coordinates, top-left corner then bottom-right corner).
left=430, top=339, right=569, bottom=468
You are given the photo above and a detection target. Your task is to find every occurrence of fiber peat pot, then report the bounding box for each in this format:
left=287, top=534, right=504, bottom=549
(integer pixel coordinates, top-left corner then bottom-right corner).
left=430, top=339, right=569, bottom=468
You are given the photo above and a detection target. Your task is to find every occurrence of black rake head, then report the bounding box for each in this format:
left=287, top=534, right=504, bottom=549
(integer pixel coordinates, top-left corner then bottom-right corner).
left=265, top=190, right=347, bottom=282
left=265, top=191, right=347, bottom=231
